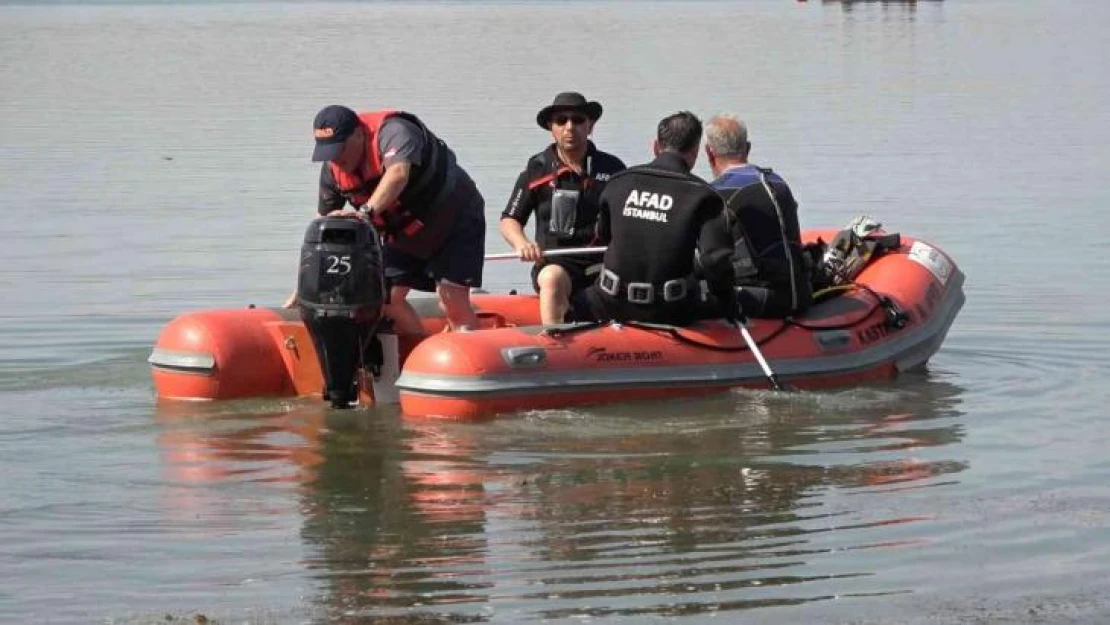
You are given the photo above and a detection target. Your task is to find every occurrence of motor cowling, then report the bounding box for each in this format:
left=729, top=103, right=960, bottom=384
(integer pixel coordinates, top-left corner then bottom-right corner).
left=296, top=217, right=385, bottom=408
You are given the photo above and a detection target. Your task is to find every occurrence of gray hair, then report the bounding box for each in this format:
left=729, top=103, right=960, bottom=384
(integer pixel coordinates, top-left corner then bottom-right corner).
left=705, top=114, right=750, bottom=157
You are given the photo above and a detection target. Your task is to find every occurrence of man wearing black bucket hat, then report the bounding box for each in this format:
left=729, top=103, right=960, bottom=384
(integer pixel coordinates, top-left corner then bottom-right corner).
left=500, top=92, right=626, bottom=325
left=286, top=105, right=486, bottom=334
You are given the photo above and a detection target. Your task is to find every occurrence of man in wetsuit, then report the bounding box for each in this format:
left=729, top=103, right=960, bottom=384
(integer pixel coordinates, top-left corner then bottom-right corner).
left=500, top=92, right=626, bottom=324
left=287, top=105, right=486, bottom=334
left=572, top=111, right=734, bottom=326
left=705, top=114, right=812, bottom=318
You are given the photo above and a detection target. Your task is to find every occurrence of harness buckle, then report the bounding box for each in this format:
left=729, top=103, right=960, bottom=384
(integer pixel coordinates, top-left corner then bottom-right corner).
left=599, top=269, right=620, bottom=297
left=662, top=279, right=687, bottom=302
left=627, top=282, right=654, bottom=304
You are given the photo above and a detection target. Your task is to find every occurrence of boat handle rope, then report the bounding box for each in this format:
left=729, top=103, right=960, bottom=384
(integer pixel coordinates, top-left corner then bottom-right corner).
left=787, top=283, right=908, bottom=333
left=622, top=320, right=791, bottom=353
left=540, top=289, right=897, bottom=354
left=541, top=268, right=909, bottom=349
left=618, top=281, right=908, bottom=352
left=542, top=320, right=609, bottom=338
left=543, top=317, right=786, bottom=352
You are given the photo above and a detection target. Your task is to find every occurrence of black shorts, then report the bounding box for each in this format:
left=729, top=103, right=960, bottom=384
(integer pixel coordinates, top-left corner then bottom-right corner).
left=529, top=254, right=603, bottom=294
left=384, top=190, right=485, bottom=293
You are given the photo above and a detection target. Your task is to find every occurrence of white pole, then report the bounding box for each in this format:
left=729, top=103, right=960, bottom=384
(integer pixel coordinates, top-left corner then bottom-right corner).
left=484, top=246, right=608, bottom=261
left=732, top=319, right=788, bottom=391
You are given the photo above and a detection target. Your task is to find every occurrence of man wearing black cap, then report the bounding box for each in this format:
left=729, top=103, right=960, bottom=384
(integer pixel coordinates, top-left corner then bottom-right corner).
left=294, top=105, right=486, bottom=333
left=499, top=92, right=626, bottom=325
left=571, top=111, right=735, bottom=326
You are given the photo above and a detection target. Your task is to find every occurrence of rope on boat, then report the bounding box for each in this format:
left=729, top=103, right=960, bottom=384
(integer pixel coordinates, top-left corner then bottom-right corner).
left=540, top=280, right=908, bottom=353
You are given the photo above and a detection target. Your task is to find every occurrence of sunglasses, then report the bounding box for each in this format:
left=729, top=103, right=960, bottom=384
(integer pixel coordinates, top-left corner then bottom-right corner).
left=553, top=114, right=588, bottom=126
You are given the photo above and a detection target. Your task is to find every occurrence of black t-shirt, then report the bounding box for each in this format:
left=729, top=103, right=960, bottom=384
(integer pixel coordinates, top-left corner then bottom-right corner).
left=501, top=142, right=625, bottom=248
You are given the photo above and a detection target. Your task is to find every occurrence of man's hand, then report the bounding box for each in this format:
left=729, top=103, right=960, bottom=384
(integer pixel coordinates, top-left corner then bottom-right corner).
left=282, top=291, right=298, bottom=309
left=515, top=241, right=543, bottom=263
left=725, top=287, right=747, bottom=325
left=325, top=208, right=364, bottom=219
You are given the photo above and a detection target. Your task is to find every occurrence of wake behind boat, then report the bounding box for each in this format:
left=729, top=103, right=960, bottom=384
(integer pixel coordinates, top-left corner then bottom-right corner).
left=148, top=224, right=965, bottom=419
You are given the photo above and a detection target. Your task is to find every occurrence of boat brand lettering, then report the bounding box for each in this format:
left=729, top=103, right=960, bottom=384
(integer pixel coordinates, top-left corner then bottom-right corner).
left=908, top=241, right=952, bottom=285
left=622, top=190, right=673, bottom=223
left=586, top=347, right=664, bottom=363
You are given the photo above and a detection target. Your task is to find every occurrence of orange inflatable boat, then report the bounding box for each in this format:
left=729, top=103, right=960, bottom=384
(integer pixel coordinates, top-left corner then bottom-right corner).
left=149, top=229, right=964, bottom=419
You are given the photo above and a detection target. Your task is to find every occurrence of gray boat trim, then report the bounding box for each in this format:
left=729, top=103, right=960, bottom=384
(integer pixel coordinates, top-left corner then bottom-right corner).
left=148, top=348, right=217, bottom=374
left=396, top=270, right=965, bottom=398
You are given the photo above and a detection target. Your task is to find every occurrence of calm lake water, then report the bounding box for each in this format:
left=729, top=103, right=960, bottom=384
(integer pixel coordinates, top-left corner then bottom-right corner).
left=2, top=1, right=1109, bottom=623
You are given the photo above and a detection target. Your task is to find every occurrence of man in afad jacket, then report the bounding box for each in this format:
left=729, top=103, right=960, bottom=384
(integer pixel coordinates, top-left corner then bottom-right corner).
left=572, top=111, right=734, bottom=326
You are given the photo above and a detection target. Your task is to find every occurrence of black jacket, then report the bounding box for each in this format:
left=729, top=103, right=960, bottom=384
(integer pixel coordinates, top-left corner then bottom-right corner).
left=574, top=152, right=733, bottom=325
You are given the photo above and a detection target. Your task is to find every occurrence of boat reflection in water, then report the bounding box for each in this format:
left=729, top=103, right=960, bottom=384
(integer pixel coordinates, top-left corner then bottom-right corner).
left=153, top=374, right=967, bottom=621
left=820, top=0, right=945, bottom=17
left=823, top=0, right=944, bottom=6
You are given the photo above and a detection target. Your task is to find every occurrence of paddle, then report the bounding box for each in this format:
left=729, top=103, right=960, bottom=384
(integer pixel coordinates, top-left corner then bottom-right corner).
left=731, top=314, right=788, bottom=391
left=484, top=246, right=607, bottom=261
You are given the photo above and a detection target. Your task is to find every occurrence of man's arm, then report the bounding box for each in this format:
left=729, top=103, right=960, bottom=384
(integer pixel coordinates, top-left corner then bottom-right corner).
left=500, top=218, right=543, bottom=262
left=500, top=170, right=541, bottom=261
left=362, top=117, right=424, bottom=215
left=696, top=194, right=735, bottom=300
left=364, top=161, right=410, bottom=216
left=318, top=164, right=348, bottom=215
left=780, top=184, right=803, bottom=241
left=595, top=187, right=614, bottom=245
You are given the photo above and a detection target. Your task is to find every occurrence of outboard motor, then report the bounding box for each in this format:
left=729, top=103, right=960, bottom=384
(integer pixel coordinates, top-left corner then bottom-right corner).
left=296, top=217, right=385, bottom=408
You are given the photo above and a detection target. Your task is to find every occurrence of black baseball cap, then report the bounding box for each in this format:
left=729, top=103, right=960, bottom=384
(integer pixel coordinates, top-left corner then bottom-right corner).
left=311, top=105, right=359, bottom=162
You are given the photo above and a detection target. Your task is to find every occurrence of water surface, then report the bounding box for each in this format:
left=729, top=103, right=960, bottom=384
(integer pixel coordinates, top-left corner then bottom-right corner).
left=1, top=1, right=1109, bottom=623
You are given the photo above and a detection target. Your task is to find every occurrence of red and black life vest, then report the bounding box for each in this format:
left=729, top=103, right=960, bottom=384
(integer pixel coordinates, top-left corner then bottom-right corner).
left=328, top=110, right=455, bottom=214
left=329, top=110, right=460, bottom=258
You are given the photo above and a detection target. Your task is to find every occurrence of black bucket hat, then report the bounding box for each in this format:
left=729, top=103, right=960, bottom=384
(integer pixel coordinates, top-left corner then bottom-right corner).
left=536, top=92, right=603, bottom=129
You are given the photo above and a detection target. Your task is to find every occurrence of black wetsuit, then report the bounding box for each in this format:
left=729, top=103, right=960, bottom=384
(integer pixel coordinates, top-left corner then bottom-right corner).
left=572, top=152, right=734, bottom=326
left=711, top=164, right=811, bottom=318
